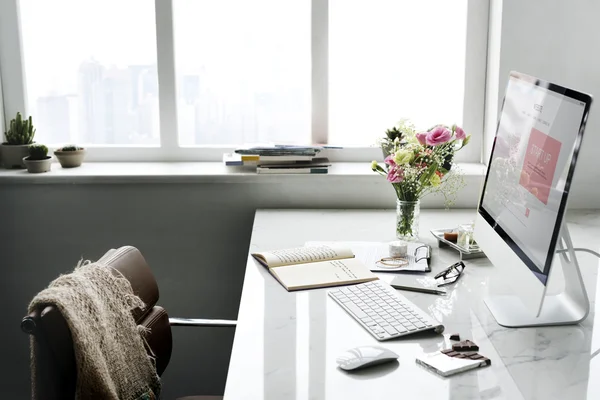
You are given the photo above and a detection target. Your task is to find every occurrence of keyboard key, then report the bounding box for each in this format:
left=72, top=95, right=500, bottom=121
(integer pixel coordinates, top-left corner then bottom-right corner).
left=383, top=325, right=399, bottom=336
left=345, top=303, right=367, bottom=319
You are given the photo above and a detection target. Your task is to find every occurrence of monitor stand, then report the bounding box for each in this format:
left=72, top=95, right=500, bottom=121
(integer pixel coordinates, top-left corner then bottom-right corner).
left=484, top=225, right=590, bottom=328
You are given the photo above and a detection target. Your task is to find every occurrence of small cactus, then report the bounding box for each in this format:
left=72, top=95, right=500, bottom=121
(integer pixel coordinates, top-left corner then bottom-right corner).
left=28, top=144, right=48, bottom=160
left=58, top=144, right=82, bottom=151
left=4, top=112, right=36, bottom=145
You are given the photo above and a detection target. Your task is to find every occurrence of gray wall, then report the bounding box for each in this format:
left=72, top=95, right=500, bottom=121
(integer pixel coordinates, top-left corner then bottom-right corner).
left=487, top=0, right=600, bottom=205
left=1, top=183, right=250, bottom=398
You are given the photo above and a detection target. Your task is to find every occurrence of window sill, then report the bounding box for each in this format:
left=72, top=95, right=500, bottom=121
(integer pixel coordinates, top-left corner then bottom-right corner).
left=0, top=162, right=486, bottom=184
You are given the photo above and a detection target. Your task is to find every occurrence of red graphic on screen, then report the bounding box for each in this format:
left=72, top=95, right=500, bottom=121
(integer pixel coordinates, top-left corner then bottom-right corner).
left=519, top=128, right=562, bottom=205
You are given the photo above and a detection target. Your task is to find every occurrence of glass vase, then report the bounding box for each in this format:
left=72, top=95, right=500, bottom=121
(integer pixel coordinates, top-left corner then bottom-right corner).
left=396, top=199, right=420, bottom=241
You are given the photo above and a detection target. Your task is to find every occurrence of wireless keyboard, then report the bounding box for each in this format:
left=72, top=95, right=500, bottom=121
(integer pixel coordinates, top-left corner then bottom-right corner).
left=329, top=280, right=445, bottom=341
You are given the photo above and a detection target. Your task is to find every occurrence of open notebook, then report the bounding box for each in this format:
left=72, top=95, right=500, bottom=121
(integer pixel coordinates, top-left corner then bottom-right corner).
left=251, top=244, right=378, bottom=291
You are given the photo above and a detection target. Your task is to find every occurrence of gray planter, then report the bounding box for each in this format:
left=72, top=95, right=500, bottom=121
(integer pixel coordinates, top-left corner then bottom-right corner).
left=23, top=156, right=52, bottom=173
left=1, top=144, right=30, bottom=169
left=54, top=149, right=86, bottom=168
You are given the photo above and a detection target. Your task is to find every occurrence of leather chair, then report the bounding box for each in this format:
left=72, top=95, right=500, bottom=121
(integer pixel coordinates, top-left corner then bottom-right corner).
left=21, top=246, right=236, bottom=400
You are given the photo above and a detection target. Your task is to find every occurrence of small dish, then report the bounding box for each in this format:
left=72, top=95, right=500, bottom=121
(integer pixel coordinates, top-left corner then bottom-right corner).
left=431, top=228, right=486, bottom=260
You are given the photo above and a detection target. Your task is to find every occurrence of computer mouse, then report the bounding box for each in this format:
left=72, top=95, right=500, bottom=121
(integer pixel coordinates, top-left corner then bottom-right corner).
left=336, top=345, right=399, bottom=371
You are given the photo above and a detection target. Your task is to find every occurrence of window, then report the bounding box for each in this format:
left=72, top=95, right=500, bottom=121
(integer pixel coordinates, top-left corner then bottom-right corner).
left=173, top=0, right=311, bottom=146
left=19, top=0, right=159, bottom=145
left=329, top=0, right=468, bottom=146
left=0, top=0, right=488, bottom=161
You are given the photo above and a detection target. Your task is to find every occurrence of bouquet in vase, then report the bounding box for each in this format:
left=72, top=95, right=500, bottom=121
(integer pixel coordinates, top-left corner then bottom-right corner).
left=371, top=119, right=471, bottom=240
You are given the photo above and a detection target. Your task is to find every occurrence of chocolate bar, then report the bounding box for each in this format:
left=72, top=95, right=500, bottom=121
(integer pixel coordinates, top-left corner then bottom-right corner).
left=441, top=349, right=492, bottom=365
left=451, top=339, right=479, bottom=351
left=441, top=348, right=491, bottom=366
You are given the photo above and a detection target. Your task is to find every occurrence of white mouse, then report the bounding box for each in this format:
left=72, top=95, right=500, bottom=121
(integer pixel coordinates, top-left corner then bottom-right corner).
left=336, top=345, right=399, bottom=371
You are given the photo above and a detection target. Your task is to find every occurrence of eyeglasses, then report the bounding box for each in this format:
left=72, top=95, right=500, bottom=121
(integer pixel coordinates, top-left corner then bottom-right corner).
left=435, top=261, right=465, bottom=287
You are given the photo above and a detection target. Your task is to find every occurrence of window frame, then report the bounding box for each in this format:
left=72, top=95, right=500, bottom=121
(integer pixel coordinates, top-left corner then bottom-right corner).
left=0, top=0, right=489, bottom=163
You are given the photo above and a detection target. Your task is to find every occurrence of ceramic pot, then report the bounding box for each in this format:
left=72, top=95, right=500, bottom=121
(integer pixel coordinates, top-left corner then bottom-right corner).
left=23, top=156, right=52, bottom=173
left=1, top=144, right=30, bottom=169
left=54, top=149, right=86, bottom=168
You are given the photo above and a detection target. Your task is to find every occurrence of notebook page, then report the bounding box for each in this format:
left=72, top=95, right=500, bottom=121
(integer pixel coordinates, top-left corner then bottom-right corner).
left=254, top=244, right=354, bottom=268
left=271, top=258, right=376, bottom=290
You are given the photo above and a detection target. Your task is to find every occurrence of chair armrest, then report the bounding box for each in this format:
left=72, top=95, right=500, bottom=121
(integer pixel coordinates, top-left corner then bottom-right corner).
left=169, top=317, right=237, bottom=327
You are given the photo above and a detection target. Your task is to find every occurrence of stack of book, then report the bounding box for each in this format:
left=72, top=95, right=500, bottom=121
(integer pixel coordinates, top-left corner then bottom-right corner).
left=223, top=145, right=331, bottom=174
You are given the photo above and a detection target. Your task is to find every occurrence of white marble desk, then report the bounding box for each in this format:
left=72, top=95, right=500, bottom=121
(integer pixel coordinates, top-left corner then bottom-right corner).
left=224, top=209, right=600, bottom=400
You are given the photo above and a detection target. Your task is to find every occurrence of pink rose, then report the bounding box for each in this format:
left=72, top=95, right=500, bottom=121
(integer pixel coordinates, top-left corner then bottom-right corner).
left=386, top=166, right=404, bottom=183
left=416, top=132, right=428, bottom=145
left=384, top=154, right=396, bottom=166
left=455, top=125, right=466, bottom=140
left=426, top=126, right=452, bottom=146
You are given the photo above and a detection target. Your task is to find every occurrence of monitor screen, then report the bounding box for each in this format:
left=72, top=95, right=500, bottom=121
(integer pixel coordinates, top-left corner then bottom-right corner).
left=479, top=72, right=591, bottom=285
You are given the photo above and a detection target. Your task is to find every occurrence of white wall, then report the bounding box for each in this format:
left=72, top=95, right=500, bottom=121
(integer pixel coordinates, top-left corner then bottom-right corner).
left=486, top=0, right=600, bottom=207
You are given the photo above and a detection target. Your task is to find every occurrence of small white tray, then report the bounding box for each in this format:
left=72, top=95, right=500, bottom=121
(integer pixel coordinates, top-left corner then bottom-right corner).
left=430, top=228, right=486, bottom=260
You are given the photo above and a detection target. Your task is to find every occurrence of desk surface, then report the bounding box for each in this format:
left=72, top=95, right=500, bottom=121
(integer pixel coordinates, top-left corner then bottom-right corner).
left=224, top=209, right=600, bottom=400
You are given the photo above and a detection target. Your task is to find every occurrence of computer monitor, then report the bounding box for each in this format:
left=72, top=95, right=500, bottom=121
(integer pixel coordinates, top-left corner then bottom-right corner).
left=474, top=71, right=593, bottom=328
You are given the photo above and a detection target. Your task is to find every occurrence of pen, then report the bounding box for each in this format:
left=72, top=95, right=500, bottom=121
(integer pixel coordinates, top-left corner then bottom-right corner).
left=390, top=284, right=446, bottom=296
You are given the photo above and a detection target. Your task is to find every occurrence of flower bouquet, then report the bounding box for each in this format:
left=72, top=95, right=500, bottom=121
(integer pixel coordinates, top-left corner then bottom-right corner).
left=371, top=119, right=471, bottom=240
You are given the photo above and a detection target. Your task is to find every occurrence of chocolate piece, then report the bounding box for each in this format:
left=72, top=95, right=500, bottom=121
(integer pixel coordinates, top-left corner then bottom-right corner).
left=452, top=340, right=479, bottom=352
left=441, top=349, right=491, bottom=366
left=444, top=232, right=458, bottom=242
left=450, top=333, right=461, bottom=341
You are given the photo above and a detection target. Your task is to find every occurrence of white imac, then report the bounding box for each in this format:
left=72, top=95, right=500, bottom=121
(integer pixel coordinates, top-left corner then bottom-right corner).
left=474, top=71, right=593, bottom=328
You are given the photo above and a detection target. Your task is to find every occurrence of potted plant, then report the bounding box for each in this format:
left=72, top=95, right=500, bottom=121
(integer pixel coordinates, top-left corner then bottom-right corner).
left=54, top=144, right=86, bottom=168
left=371, top=119, right=471, bottom=240
left=23, top=144, right=52, bottom=173
left=1, top=112, right=36, bottom=169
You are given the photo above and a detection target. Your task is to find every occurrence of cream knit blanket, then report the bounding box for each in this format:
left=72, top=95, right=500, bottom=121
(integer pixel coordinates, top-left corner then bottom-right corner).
left=29, top=261, right=161, bottom=399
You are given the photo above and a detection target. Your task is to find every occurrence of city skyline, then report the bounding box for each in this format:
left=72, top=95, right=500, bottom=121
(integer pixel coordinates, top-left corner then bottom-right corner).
left=31, top=58, right=309, bottom=146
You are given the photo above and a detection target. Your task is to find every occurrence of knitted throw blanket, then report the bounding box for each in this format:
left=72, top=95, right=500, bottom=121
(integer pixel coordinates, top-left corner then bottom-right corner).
left=29, top=261, right=161, bottom=400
